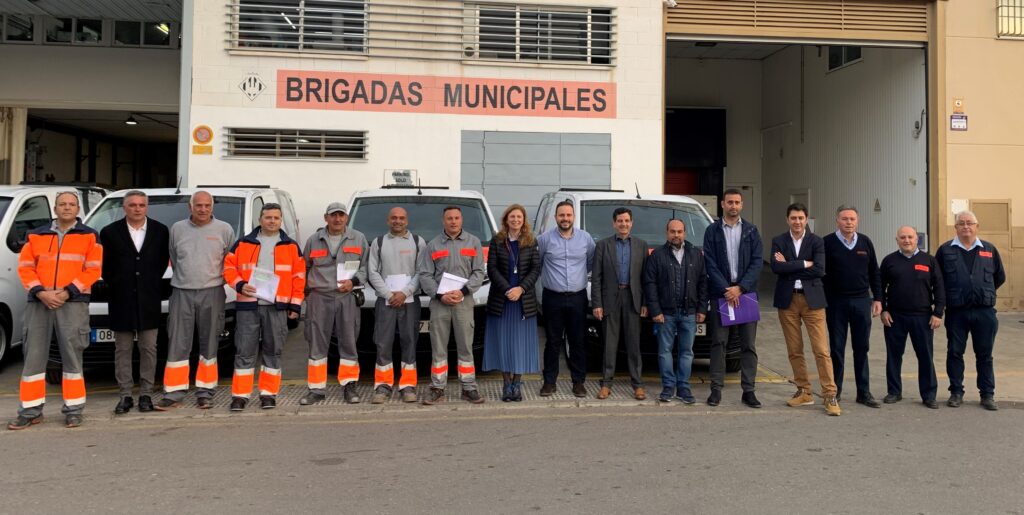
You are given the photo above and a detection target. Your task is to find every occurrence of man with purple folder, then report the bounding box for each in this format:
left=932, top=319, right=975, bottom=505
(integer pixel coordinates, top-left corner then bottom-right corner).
left=770, top=203, right=841, bottom=416
left=702, top=188, right=763, bottom=408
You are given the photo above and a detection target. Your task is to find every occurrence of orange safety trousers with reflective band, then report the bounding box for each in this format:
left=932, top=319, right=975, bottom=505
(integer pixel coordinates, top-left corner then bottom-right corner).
left=18, top=228, right=102, bottom=294
left=163, top=360, right=190, bottom=392
left=224, top=236, right=305, bottom=310
left=377, top=363, right=417, bottom=389
left=231, top=368, right=255, bottom=398
left=307, top=358, right=328, bottom=390
left=19, top=373, right=47, bottom=408
left=195, top=357, right=219, bottom=389
left=398, top=363, right=418, bottom=389
left=338, top=359, right=359, bottom=386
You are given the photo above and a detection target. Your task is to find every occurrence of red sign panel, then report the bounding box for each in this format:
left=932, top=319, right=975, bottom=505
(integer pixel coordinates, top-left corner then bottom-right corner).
left=276, top=70, right=616, bottom=118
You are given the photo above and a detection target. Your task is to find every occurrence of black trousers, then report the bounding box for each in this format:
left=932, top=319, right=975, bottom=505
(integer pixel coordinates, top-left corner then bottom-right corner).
left=884, top=312, right=937, bottom=401
left=708, top=301, right=758, bottom=393
left=826, top=295, right=874, bottom=397
left=542, top=288, right=588, bottom=384
left=945, top=306, right=998, bottom=397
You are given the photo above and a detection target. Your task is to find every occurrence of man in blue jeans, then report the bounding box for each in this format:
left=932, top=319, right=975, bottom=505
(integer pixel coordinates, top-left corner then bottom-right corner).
left=643, top=219, right=708, bottom=403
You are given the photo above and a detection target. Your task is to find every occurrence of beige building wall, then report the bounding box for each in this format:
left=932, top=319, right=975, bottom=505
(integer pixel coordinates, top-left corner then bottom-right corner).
left=942, top=0, right=1024, bottom=310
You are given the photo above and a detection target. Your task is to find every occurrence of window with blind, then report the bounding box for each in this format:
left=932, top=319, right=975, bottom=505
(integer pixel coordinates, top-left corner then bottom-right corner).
left=999, top=0, right=1024, bottom=38
left=475, top=4, right=613, bottom=65
left=229, top=0, right=366, bottom=53
left=225, top=128, right=368, bottom=160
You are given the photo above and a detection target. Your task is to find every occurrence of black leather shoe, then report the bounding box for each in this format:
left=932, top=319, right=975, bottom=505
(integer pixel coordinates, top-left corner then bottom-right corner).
left=883, top=393, right=902, bottom=404
left=230, top=397, right=247, bottom=411
left=196, top=397, right=212, bottom=410
left=138, top=395, right=154, bottom=412
left=260, top=396, right=276, bottom=409
left=707, top=389, right=721, bottom=407
left=65, top=414, right=83, bottom=428
left=299, top=392, right=326, bottom=406
left=922, top=399, right=939, bottom=409
left=741, top=391, right=761, bottom=408
left=572, top=383, right=587, bottom=398
left=539, top=383, right=556, bottom=396
left=980, top=397, right=999, bottom=411
left=114, top=396, right=134, bottom=415
left=947, top=393, right=963, bottom=408
left=856, top=393, right=882, bottom=408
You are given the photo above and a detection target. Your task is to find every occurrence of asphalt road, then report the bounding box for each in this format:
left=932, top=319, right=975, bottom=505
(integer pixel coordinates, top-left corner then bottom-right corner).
left=2, top=404, right=1023, bottom=514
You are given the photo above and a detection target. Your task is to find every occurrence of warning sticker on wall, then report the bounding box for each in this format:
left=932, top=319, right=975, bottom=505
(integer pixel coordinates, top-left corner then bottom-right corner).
left=275, top=70, right=616, bottom=119
left=950, top=114, right=968, bottom=131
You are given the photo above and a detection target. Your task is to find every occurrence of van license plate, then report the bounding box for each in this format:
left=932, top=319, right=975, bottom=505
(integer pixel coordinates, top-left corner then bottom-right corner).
left=91, top=328, right=115, bottom=343
left=696, top=323, right=706, bottom=336
left=419, top=321, right=430, bottom=333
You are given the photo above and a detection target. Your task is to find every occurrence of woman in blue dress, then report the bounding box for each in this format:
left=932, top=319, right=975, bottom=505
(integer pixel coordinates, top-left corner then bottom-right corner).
left=483, top=204, right=542, bottom=401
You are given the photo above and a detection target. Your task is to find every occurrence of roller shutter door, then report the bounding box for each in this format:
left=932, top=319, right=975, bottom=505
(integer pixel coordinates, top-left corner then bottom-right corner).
left=461, top=131, right=611, bottom=221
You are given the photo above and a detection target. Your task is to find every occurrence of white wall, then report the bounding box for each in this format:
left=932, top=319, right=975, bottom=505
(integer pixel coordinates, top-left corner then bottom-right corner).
left=186, top=0, right=665, bottom=240
left=665, top=57, right=763, bottom=227
left=761, top=46, right=928, bottom=255
left=0, top=45, right=179, bottom=111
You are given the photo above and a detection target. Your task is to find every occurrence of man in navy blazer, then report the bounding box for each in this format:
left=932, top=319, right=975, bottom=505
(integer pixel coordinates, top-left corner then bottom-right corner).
left=770, top=203, right=840, bottom=416
left=702, top=188, right=762, bottom=408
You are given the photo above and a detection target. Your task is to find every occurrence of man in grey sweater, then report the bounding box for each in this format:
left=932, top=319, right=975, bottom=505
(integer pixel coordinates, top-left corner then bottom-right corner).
left=367, top=207, right=425, bottom=404
left=418, top=206, right=486, bottom=405
left=155, top=191, right=235, bottom=410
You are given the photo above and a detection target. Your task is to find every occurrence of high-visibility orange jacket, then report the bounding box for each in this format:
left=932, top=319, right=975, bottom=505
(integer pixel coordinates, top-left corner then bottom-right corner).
left=18, top=220, right=103, bottom=302
left=223, top=228, right=305, bottom=312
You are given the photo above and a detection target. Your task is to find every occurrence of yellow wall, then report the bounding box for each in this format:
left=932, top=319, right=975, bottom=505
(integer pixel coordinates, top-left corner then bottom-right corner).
left=943, top=0, right=1024, bottom=309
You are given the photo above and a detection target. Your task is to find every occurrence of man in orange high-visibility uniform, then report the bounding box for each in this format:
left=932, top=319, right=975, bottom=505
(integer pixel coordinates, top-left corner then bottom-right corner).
left=9, top=192, right=102, bottom=430
left=224, top=203, right=305, bottom=411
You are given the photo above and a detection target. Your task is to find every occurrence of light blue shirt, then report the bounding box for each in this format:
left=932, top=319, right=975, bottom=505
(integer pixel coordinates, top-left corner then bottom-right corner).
left=722, top=218, right=743, bottom=282
left=950, top=238, right=983, bottom=251
left=538, top=228, right=595, bottom=293
left=615, top=236, right=631, bottom=285
left=835, top=230, right=858, bottom=250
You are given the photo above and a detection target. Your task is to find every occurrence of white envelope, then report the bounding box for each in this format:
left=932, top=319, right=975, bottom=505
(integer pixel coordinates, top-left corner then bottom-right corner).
left=337, top=261, right=360, bottom=281
left=386, top=274, right=415, bottom=303
left=437, top=272, right=469, bottom=295
left=249, top=268, right=279, bottom=303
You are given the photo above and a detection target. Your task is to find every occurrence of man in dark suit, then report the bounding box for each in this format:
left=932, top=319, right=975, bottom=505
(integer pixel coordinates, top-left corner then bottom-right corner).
left=592, top=207, right=648, bottom=400
left=703, top=188, right=762, bottom=408
left=770, top=203, right=840, bottom=416
left=99, top=191, right=170, bottom=415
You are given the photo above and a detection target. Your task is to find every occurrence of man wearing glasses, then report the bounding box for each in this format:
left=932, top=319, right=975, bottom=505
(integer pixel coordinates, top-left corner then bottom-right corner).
left=935, top=211, right=1005, bottom=411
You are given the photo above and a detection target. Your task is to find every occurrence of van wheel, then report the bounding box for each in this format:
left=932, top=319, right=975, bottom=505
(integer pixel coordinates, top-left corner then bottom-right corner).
left=0, top=312, right=10, bottom=364
left=45, top=364, right=62, bottom=385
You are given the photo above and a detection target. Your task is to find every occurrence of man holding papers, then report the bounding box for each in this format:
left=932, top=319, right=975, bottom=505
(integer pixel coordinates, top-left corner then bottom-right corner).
left=418, top=206, right=486, bottom=404
left=300, top=202, right=368, bottom=405
left=702, top=188, right=763, bottom=408
left=224, top=203, right=306, bottom=411
left=770, top=203, right=841, bottom=416
left=367, top=207, right=425, bottom=404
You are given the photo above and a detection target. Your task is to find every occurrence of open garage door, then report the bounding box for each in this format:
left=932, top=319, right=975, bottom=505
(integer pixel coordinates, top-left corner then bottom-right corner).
left=461, top=131, right=611, bottom=221
left=665, top=39, right=928, bottom=256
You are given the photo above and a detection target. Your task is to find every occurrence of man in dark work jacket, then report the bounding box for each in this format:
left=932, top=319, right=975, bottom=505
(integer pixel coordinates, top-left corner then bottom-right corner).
left=879, top=226, right=945, bottom=409
left=823, top=205, right=883, bottom=407
left=99, top=191, right=170, bottom=415
left=935, top=211, right=1005, bottom=411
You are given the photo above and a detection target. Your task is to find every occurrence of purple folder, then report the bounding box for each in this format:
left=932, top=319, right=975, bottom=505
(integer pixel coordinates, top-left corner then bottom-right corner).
left=717, top=293, right=761, bottom=326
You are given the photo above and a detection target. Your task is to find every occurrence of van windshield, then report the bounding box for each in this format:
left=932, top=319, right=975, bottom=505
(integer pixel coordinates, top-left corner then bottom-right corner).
left=581, top=200, right=710, bottom=248
left=349, top=196, right=494, bottom=243
left=85, top=195, right=245, bottom=238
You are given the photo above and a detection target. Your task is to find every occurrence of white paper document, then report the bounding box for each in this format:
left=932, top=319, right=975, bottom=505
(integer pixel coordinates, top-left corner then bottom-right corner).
left=726, top=304, right=735, bottom=321
left=250, top=268, right=280, bottom=303
left=337, top=261, right=360, bottom=281
left=386, top=274, right=415, bottom=303
left=437, top=272, right=469, bottom=295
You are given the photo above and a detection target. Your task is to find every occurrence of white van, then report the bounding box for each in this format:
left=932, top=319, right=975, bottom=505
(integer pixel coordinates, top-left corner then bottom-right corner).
left=0, top=186, right=87, bottom=364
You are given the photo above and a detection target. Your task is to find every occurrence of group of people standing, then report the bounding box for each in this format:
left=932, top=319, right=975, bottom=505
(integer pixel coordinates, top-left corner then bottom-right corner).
left=7, top=187, right=1006, bottom=430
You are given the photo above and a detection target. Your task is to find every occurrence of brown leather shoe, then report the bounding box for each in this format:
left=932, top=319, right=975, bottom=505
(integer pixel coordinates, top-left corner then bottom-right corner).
left=597, top=386, right=611, bottom=399
left=634, top=387, right=647, bottom=401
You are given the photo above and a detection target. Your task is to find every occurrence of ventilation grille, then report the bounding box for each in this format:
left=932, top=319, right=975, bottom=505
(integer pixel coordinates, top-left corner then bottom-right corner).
left=225, top=128, right=368, bottom=160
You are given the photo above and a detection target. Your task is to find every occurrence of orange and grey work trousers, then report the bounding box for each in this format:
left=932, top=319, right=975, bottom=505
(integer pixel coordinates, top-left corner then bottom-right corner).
left=231, top=305, right=288, bottom=399
left=428, top=298, right=477, bottom=391
left=304, top=290, right=360, bottom=394
left=163, top=287, right=225, bottom=402
left=18, top=301, right=89, bottom=419
left=373, top=297, right=419, bottom=391
left=778, top=293, right=837, bottom=397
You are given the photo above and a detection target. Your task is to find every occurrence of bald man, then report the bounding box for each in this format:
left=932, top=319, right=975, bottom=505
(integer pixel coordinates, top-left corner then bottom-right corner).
left=879, top=226, right=944, bottom=408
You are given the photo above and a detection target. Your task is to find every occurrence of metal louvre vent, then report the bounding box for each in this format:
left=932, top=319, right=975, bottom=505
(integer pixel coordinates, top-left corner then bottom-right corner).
left=666, top=0, right=929, bottom=40
left=225, top=128, right=368, bottom=160
left=999, top=0, right=1024, bottom=38
left=225, top=0, right=616, bottom=66
left=228, top=0, right=367, bottom=53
